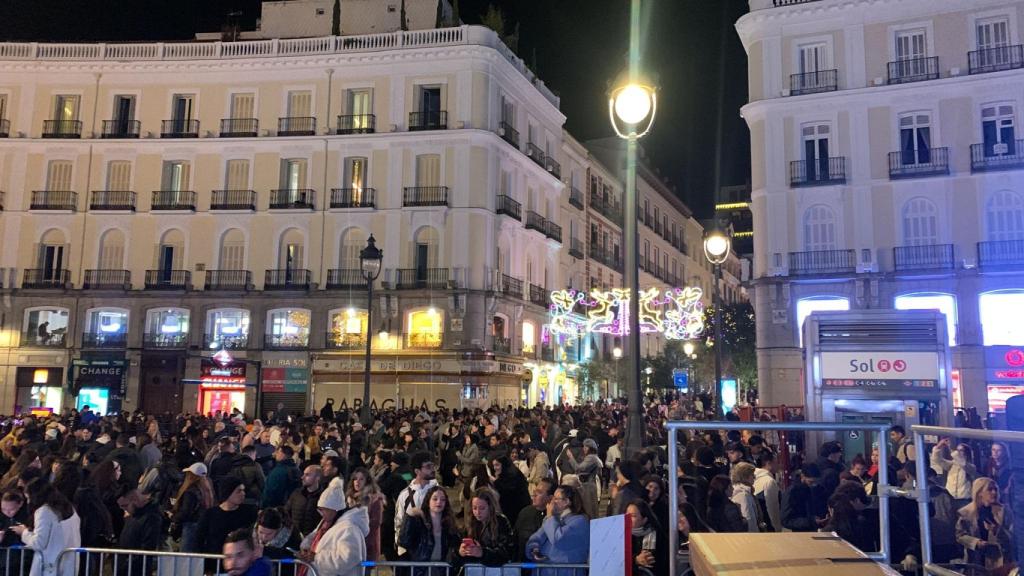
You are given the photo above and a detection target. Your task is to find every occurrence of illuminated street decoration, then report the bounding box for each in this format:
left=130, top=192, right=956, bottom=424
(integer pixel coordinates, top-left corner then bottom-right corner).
left=548, top=287, right=705, bottom=340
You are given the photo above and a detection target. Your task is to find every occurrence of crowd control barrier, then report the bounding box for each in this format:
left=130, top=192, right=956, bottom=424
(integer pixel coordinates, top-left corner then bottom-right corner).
left=911, top=425, right=1024, bottom=576
left=665, top=420, right=894, bottom=576
left=361, top=561, right=590, bottom=576
left=0, top=545, right=31, bottom=576
left=54, top=547, right=320, bottom=576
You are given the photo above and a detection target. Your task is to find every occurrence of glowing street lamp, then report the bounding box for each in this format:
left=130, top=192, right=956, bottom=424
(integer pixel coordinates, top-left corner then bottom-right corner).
left=359, top=235, right=383, bottom=424
left=703, top=229, right=732, bottom=418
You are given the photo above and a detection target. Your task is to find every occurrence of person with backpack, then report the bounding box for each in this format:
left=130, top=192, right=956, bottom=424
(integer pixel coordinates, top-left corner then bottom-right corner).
left=262, top=445, right=300, bottom=508
left=393, top=451, right=438, bottom=558
left=753, top=451, right=781, bottom=532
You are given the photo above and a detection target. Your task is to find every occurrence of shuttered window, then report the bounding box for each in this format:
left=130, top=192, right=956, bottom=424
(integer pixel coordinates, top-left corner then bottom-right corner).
left=106, top=161, right=132, bottom=191
left=46, top=160, right=73, bottom=191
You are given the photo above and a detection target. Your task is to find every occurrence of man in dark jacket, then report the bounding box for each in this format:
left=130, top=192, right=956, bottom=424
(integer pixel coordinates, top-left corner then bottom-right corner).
left=781, top=463, right=827, bottom=531
left=116, top=485, right=164, bottom=573
left=815, top=441, right=845, bottom=497
left=285, top=465, right=324, bottom=536
left=261, top=445, right=299, bottom=508
left=515, top=479, right=554, bottom=560
left=233, top=445, right=266, bottom=507
left=210, top=437, right=239, bottom=483
left=106, top=433, right=144, bottom=487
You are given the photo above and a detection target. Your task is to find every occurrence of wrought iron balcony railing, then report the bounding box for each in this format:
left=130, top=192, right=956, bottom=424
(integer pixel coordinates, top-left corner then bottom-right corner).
left=82, top=269, right=131, bottom=290
left=42, top=119, right=82, bottom=138
left=161, top=119, right=200, bottom=138
left=525, top=211, right=546, bottom=233
left=888, top=147, right=950, bottom=179
left=789, top=69, right=838, bottom=96
left=526, top=142, right=545, bottom=166
left=496, top=194, right=521, bottom=220
left=144, top=332, right=189, bottom=349
left=0, top=118, right=8, bottom=137
left=393, top=268, right=449, bottom=289
left=409, top=110, right=447, bottom=131
left=264, top=269, right=312, bottom=290
left=337, top=114, right=376, bottom=135
left=568, top=186, right=584, bottom=210
left=204, top=270, right=252, bottom=290
left=265, top=333, right=309, bottom=350
left=23, top=269, right=70, bottom=289
left=326, top=268, right=367, bottom=289
left=545, top=156, right=561, bottom=179
left=31, top=191, right=77, bottom=211
left=788, top=249, right=856, bottom=275
left=90, top=190, right=136, bottom=211
left=969, top=44, right=1024, bottom=75
left=569, top=238, right=585, bottom=259
left=204, top=332, right=248, bottom=350
left=145, top=269, right=191, bottom=289
left=326, top=331, right=365, bottom=350
left=529, top=284, right=549, bottom=306
left=151, top=190, right=196, bottom=210
left=21, top=330, right=67, bottom=348
left=330, top=188, right=375, bottom=208
left=789, top=157, right=847, bottom=187
left=211, top=190, right=257, bottom=211
left=101, top=119, right=141, bottom=138
left=270, top=188, right=315, bottom=209
left=978, top=239, right=1024, bottom=269
left=499, top=121, right=519, bottom=148
left=220, top=118, right=259, bottom=137
left=82, top=332, right=127, bottom=349
left=403, top=186, right=448, bottom=207
left=887, top=56, right=939, bottom=84
left=278, top=116, right=316, bottom=136
left=493, top=337, right=511, bottom=354
left=971, top=139, right=1024, bottom=172
left=497, top=273, right=523, bottom=298
left=545, top=221, right=562, bottom=243
left=893, top=244, right=955, bottom=271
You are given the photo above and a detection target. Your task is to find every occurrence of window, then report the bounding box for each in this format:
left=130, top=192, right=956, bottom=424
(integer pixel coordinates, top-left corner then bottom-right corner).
left=340, top=228, right=367, bottom=270
left=895, top=293, right=957, bottom=346
left=46, top=160, right=73, bottom=191
left=407, top=308, right=443, bottom=349
left=106, top=161, right=132, bottom=191
left=86, top=307, right=129, bottom=337
left=501, top=96, right=514, bottom=125
left=23, top=307, right=70, bottom=346
left=347, top=89, right=372, bottom=118
left=803, top=204, right=837, bottom=251
left=37, top=229, right=67, bottom=281
left=980, top=290, right=1024, bottom=345
left=329, top=308, right=367, bottom=348
left=977, top=17, right=1010, bottom=51
left=418, top=86, right=442, bottom=114
left=156, top=229, right=185, bottom=273
left=53, top=94, right=80, bottom=121
left=279, top=228, right=305, bottom=271
left=146, top=308, right=190, bottom=341
left=522, top=321, right=536, bottom=354
left=415, top=154, right=440, bottom=187
left=219, top=229, right=246, bottom=270
left=171, top=94, right=195, bottom=121
left=161, top=161, right=190, bottom=191
left=801, top=123, right=832, bottom=180
left=267, top=309, right=311, bottom=347
left=206, top=308, right=250, bottom=348
left=895, top=29, right=927, bottom=64
left=286, top=90, right=312, bottom=118
left=798, top=42, right=828, bottom=74
left=982, top=103, right=1015, bottom=156
left=344, top=157, right=367, bottom=198
left=97, top=229, right=126, bottom=269
left=225, top=159, right=250, bottom=190
left=0, top=94, right=7, bottom=121
left=796, top=296, right=850, bottom=346
left=899, top=113, right=932, bottom=165
left=112, top=95, right=136, bottom=123
left=902, top=197, right=938, bottom=246
left=230, top=93, right=255, bottom=119
left=987, top=190, right=1024, bottom=241
left=280, top=159, right=308, bottom=190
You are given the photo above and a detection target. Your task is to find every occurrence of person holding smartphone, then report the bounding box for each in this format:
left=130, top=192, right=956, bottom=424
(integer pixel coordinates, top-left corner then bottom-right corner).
left=525, top=485, right=590, bottom=576
left=457, top=489, right=515, bottom=568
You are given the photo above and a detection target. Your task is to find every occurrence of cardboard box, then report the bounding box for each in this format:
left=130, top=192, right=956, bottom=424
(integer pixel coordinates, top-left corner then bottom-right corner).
left=689, top=532, right=901, bottom=576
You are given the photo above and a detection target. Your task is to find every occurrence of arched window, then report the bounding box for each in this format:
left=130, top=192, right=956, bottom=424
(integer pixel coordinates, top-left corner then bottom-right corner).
left=980, top=290, right=1024, bottom=346
left=796, top=296, right=849, bottom=346
left=219, top=229, right=246, bottom=270
left=145, top=308, right=190, bottom=347
left=895, top=293, right=957, bottom=346
left=522, top=321, right=536, bottom=354
left=97, top=229, right=126, bottom=269
left=413, top=227, right=439, bottom=269
left=85, top=307, right=129, bottom=346
left=157, top=229, right=185, bottom=271
left=902, top=197, right=938, bottom=246
left=23, top=306, right=70, bottom=347
left=206, top=308, right=250, bottom=349
left=340, top=228, right=367, bottom=270
left=803, top=205, right=836, bottom=251
left=37, top=229, right=68, bottom=282
left=328, top=307, right=367, bottom=348
left=279, top=228, right=305, bottom=271
left=407, top=308, right=443, bottom=349
left=987, top=190, right=1024, bottom=241
left=266, top=308, right=311, bottom=348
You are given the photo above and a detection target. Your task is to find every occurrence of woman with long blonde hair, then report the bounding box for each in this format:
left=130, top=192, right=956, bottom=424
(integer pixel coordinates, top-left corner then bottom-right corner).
left=345, top=467, right=384, bottom=561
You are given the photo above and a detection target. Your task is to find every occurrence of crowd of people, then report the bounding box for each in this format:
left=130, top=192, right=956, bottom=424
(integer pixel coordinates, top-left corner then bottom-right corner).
left=0, top=396, right=1017, bottom=576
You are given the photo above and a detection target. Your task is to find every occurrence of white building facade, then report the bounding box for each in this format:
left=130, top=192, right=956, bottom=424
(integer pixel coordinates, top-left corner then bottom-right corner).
left=738, top=0, right=1024, bottom=413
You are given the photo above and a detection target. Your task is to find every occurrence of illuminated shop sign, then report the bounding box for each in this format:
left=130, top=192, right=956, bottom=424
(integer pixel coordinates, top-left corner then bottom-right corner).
left=548, top=287, right=705, bottom=340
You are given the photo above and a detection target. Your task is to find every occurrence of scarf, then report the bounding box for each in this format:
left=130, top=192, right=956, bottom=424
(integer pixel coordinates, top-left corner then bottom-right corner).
left=632, top=524, right=657, bottom=551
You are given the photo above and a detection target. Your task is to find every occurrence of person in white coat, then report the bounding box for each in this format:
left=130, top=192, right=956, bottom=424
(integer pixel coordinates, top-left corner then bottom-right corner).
left=729, top=462, right=762, bottom=533
left=752, top=452, right=782, bottom=532
left=931, top=438, right=978, bottom=505
left=11, top=479, right=81, bottom=576
left=299, top=477, right=369, bottom=576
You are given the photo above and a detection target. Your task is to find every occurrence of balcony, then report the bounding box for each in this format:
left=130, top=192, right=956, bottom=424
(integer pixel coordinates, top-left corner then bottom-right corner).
left=545, top=221, right=562, bottom=243
left=979, top=239, right=1024, bottom=269
left=409, top=110, right=447, bottom=131
left=526, top=211, right=546, bottom=233
left=545, top=156, right=561, bottom=179
left=205, top=333, right=248, bottom=350
left=211, top=190, right=256, bottom=211
left=220, top=118, right=258, bottom=137
left=0, top=118, right=8, bottom=137
left=265, top=269, right=312, bottom=290
left=590, top=193, right=623, bottom=225
left=145, top=269, right=191, bottom=290
left=264, top=333, right=309, bottom=350
left=591, top=245, right=622, bottom=271
left=971, top=140, right=1024, bottom=172
left=407, top=332, right=443, bottom=350
left=270, top=189, right=315, bottom=210
left=887, top=57, right=939, bottom=84
left=569, top=238, right=585, bottom=259
left=330, top=188, right=375, bottom=209
left=789, top=157, right=846, bottom=187
left=152, top=190, right=196, bottom=211
left=161, top=119, right=200, bottom=138
left=888, top=148, right=950, bottom=179
left=894, top=244, right=955, bottom=271
left=326, top=268, right=366, bottom=289
left=82, top=269, right=131, bottom=290
left=498, top=121, right=519, bottom=148
left=789, top=69, right=838, bottom=96
left=144, top=332, right=188, bottom=349
left=529, top=284, right=549, bottom=307
left=496, top=194, right=521, bottom=220
left=42, top=119, right=82, bottom=138
left=101, top=119, right=141, bottom=138
left=278, top=116, right=316, bottom=136
left=568, top=187, right=584, bottom=210
left=90, top=190, right=136, bottom=211
left=493, top=337, right=511, bottom=354
left=394, top=268, right=450, bottom=289
left=403, top=186, right=448, bottom=207
left=788, top=249, right=856, bottom=275
left=337, top=114, right=376, bottom=135
left=526, top=142, right=546, bottom=166
left=82, top=332, right=127, bottom=349
left=22, top=269, right=70, bottom=289
left=204, top=270, right=252, bottom=290
left=22, top=330, right=66, bottom=348
left=496, top=273, right=523, bottom=298
left=969, top=45, right=1024, bottom=75
left=326, top=332, right=365, bottom=350
left=30, top=191, right=77, bottom=211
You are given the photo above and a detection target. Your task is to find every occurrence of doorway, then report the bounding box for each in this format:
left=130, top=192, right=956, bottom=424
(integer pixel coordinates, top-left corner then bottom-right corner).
left=140, top=355, right=184, bottom=415
left=838, top=410, right=897, bottom=462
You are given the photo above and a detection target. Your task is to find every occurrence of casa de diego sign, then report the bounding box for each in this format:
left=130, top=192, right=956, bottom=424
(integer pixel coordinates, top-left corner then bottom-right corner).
left=547, top=286, right=706, bottom=340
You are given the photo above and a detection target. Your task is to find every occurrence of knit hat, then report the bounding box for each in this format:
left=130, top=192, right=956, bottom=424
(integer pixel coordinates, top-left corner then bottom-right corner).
left=317, top=477, right=347, bottom=511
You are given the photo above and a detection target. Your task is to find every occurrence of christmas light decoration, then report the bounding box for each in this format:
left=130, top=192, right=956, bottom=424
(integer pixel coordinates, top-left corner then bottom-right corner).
left=548, top=286, right=705, bottom=340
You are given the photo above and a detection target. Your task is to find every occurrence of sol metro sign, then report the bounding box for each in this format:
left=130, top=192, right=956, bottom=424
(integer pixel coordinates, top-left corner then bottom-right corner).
left=819, top=351, right=941, bottom=391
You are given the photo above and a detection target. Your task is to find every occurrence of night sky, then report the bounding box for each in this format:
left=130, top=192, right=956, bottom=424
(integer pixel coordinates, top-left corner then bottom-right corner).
left=0, top=0, right=750, bottom=217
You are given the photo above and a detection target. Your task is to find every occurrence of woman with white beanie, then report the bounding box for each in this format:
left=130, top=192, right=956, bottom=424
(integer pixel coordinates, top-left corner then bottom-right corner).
left=298, top=476, right=369, bottom=576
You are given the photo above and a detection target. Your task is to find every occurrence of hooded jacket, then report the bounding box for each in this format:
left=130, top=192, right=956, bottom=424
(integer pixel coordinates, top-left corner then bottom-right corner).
left=752, top=468, right=781, bottom=532
left=301, top=506, right=370, bottom=576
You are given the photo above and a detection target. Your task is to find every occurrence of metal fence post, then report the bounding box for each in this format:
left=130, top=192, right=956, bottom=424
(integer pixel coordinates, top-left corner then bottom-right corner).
left=668, top=426, right=679, bottom=576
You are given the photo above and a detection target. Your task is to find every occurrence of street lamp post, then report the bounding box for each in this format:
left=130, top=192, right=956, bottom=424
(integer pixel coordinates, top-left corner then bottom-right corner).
left=682, top=340, right=695, bottom=395
left=359, top=235, right=383, bottom=424
left=611, top=346, right=622, bottom=399
left=609, top=0, right=657, bottom=458
left=703, top=229, right=731, bottom=418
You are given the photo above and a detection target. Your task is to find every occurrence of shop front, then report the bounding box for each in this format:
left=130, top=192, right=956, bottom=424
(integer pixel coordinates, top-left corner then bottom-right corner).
left=261, top=353, right=310, bottom=420
left=198, top=357, right=249, bottom=416
left=70, top=358, right=127, bottom=415
left=984, top=346, right=1024, bottom=413
left=14, top=366, right=65, bottom=414
left=523, top=361, right=579, bottom=406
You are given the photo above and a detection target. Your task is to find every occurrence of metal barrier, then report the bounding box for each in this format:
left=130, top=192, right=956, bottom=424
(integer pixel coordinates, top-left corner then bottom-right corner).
left=665, top=420, right=894, bottom=576
left=56, top=547, right=320, bottom=576
left=0, top=545, right=32, bottom=576
left=911, top=425, right=1024, bottom=576
left=361, top=561, right=589, bottom=576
